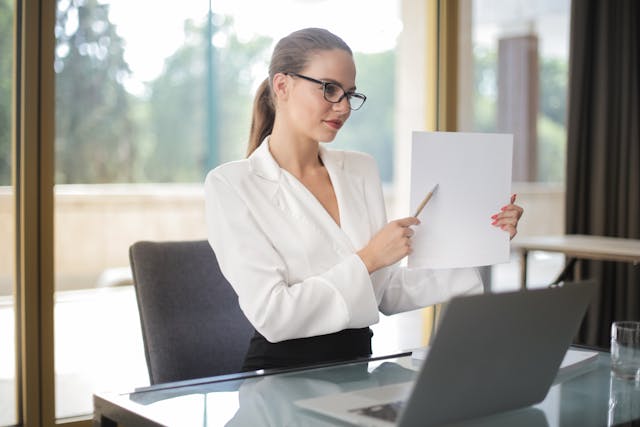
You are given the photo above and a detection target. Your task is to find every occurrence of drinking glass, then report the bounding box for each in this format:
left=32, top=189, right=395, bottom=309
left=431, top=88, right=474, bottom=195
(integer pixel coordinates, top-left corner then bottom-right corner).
left=611, top=321, right=640, bottom=380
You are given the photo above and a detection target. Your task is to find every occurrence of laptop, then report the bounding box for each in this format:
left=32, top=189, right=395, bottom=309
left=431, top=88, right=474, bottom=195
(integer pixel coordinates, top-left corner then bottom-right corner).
left=296, top=281, right=596, bottom=426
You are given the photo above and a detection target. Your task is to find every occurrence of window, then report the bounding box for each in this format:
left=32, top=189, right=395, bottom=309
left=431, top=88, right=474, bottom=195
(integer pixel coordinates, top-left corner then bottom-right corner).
left=457, top=0, right=571, bottom=289
left=53, top=0, right=401, bottom=418
left=458, top=0, right=570, bottom=183
left=0, top=0, right=17, bottom=424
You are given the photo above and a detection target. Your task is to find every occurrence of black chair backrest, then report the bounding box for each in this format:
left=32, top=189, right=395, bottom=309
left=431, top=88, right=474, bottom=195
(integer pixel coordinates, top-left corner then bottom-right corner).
left=129, top=240, right=254, bottom=384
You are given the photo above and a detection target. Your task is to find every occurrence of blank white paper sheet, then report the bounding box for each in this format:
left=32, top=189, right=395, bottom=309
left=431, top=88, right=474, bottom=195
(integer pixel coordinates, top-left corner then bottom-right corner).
left=408, top=131, right=513, bottom=269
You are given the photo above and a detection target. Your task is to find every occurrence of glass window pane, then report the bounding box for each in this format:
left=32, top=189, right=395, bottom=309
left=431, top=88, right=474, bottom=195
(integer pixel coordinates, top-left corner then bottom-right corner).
left=54, top=0, right=400, bottom=418
left=459, top=0, right=570, bottom=184
left=457, top=0, right=570, bottom=291
left=0, top=0, right=17, bottom=424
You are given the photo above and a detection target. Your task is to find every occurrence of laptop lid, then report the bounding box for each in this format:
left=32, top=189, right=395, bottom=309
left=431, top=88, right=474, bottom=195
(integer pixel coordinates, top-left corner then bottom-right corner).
left=398, top=280, right=596, bottom=426
left=296, top=281, right=596, bottom=426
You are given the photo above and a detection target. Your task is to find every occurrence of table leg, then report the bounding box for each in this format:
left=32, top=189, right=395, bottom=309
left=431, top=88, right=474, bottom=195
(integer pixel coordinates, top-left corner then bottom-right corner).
left=93, top=414, right=117, bottom=427
left=520, top=250, right=528, bottom=290
left=574, top=259, right=582, bottom=281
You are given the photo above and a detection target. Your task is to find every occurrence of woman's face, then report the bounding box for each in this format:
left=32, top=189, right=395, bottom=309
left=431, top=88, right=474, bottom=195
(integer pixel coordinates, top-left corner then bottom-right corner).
left=282, top=49, right=356, bottom=144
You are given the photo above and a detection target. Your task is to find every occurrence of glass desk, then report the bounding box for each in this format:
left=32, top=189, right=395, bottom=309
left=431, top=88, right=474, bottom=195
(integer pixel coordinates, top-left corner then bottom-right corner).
left=93, top=348, right=640, bottom=427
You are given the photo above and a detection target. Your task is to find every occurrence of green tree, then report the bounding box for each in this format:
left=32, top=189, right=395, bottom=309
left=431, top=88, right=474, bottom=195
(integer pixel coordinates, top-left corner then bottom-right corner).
left=540, top=57, right=567, bottom=125
left=538, top=56, right=568, bottom=182
left=145, top=16, right=271, bottom=182
left=472, top=46, right=569, bottom=183
left=472, top=47, right=498, bottom=133
left=55, top=0, right=138, bottom=183
left=537, top=115, right=566, bottom=182
left=336, top=50, right=395, bottom=183
left=0, top=0, right=13, bottom=185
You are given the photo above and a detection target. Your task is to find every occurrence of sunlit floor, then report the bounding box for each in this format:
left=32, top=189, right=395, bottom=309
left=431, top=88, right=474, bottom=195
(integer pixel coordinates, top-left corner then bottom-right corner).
left=0, top=251, right=564, bottom=423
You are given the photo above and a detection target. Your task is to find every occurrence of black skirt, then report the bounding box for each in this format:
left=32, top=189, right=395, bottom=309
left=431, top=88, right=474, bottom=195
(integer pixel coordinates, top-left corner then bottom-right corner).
left=242, top=327, right=373, bottom=372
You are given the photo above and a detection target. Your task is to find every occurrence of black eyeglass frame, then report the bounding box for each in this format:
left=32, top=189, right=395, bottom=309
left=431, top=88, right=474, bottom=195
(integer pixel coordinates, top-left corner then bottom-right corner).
left=285, top=72, right=367, bottom=111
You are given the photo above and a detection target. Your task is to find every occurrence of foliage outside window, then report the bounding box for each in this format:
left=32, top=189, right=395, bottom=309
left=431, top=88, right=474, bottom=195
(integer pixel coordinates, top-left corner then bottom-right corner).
left=0, top=0, right=12, bottom=186
left=472, top=47, right=567, bottom=182
left=35, top=0, right=398, bottom=419
left=49, top=0, right=396, bottom=185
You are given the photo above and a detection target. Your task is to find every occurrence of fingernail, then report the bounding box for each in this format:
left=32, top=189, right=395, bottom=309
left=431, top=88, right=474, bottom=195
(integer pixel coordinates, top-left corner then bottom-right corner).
left=491, top=214, right=498, bottom=219
left=491, top=220, right=498, bottom=225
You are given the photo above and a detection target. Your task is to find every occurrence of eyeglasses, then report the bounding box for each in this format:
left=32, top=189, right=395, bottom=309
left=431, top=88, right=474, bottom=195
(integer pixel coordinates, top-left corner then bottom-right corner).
left=285, top=72, right=367, bottom=111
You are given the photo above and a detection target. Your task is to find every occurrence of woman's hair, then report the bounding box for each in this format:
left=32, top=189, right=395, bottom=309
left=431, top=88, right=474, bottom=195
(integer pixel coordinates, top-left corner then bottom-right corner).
left=247, top=28, right=352, bottom=156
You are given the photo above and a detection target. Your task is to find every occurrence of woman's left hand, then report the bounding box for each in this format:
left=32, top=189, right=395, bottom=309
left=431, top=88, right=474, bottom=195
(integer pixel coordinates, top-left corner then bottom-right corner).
left=491, top=194, right=524, bottom=240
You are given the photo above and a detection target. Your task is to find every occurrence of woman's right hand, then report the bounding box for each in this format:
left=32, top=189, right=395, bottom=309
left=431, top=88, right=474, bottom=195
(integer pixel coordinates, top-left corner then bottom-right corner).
left=357, top=217, right=420, bottom=273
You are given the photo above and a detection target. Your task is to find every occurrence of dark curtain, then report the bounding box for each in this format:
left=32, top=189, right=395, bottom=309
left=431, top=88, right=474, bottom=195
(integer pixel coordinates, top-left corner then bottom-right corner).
left=566, top=0, right=640, bottom=348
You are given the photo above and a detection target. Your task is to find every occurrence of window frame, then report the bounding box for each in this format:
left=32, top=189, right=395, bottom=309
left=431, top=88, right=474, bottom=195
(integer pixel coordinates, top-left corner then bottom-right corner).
left=16, top=0, right=57, bottom=425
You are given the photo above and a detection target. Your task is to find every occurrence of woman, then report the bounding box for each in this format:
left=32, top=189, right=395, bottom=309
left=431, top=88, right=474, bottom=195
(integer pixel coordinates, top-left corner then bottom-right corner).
left=205, top=28, right=523, bottom=371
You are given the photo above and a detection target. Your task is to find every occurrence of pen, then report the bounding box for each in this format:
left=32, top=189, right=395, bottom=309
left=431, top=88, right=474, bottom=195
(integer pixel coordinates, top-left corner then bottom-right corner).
left=413, top=183, right=439, bottom=217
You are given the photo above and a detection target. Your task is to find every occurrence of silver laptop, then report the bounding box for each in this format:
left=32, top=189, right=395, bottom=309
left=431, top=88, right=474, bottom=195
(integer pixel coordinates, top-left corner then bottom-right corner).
left=296, top=281, right=596, bottom=426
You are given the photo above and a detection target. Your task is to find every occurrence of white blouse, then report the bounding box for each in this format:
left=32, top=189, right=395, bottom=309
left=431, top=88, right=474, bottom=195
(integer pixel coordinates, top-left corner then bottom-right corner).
left=204, top=138, right=482, bottom=343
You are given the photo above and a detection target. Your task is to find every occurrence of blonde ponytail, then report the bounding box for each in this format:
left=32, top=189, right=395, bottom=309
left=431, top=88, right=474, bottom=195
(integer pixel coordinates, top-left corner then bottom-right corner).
left=247, top=78, right=274, bottom=156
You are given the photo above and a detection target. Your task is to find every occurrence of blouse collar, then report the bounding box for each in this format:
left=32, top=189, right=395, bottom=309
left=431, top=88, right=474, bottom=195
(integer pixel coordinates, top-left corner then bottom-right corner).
left=248, top=136, right=345, bottom=182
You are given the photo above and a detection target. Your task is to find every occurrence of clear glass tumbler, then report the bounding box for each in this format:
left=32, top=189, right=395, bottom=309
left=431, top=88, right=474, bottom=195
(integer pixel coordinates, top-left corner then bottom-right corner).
left=611, top=321, right=640, bottom=381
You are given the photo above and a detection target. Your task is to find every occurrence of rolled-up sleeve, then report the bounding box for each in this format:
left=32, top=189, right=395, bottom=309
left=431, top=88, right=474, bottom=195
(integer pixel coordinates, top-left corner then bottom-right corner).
left=375, top=266, right=483, bottom=315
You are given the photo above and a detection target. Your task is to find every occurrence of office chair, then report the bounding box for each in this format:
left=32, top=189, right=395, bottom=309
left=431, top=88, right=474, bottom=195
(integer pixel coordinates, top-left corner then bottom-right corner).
left=129, top=240, right=254, bottom=384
